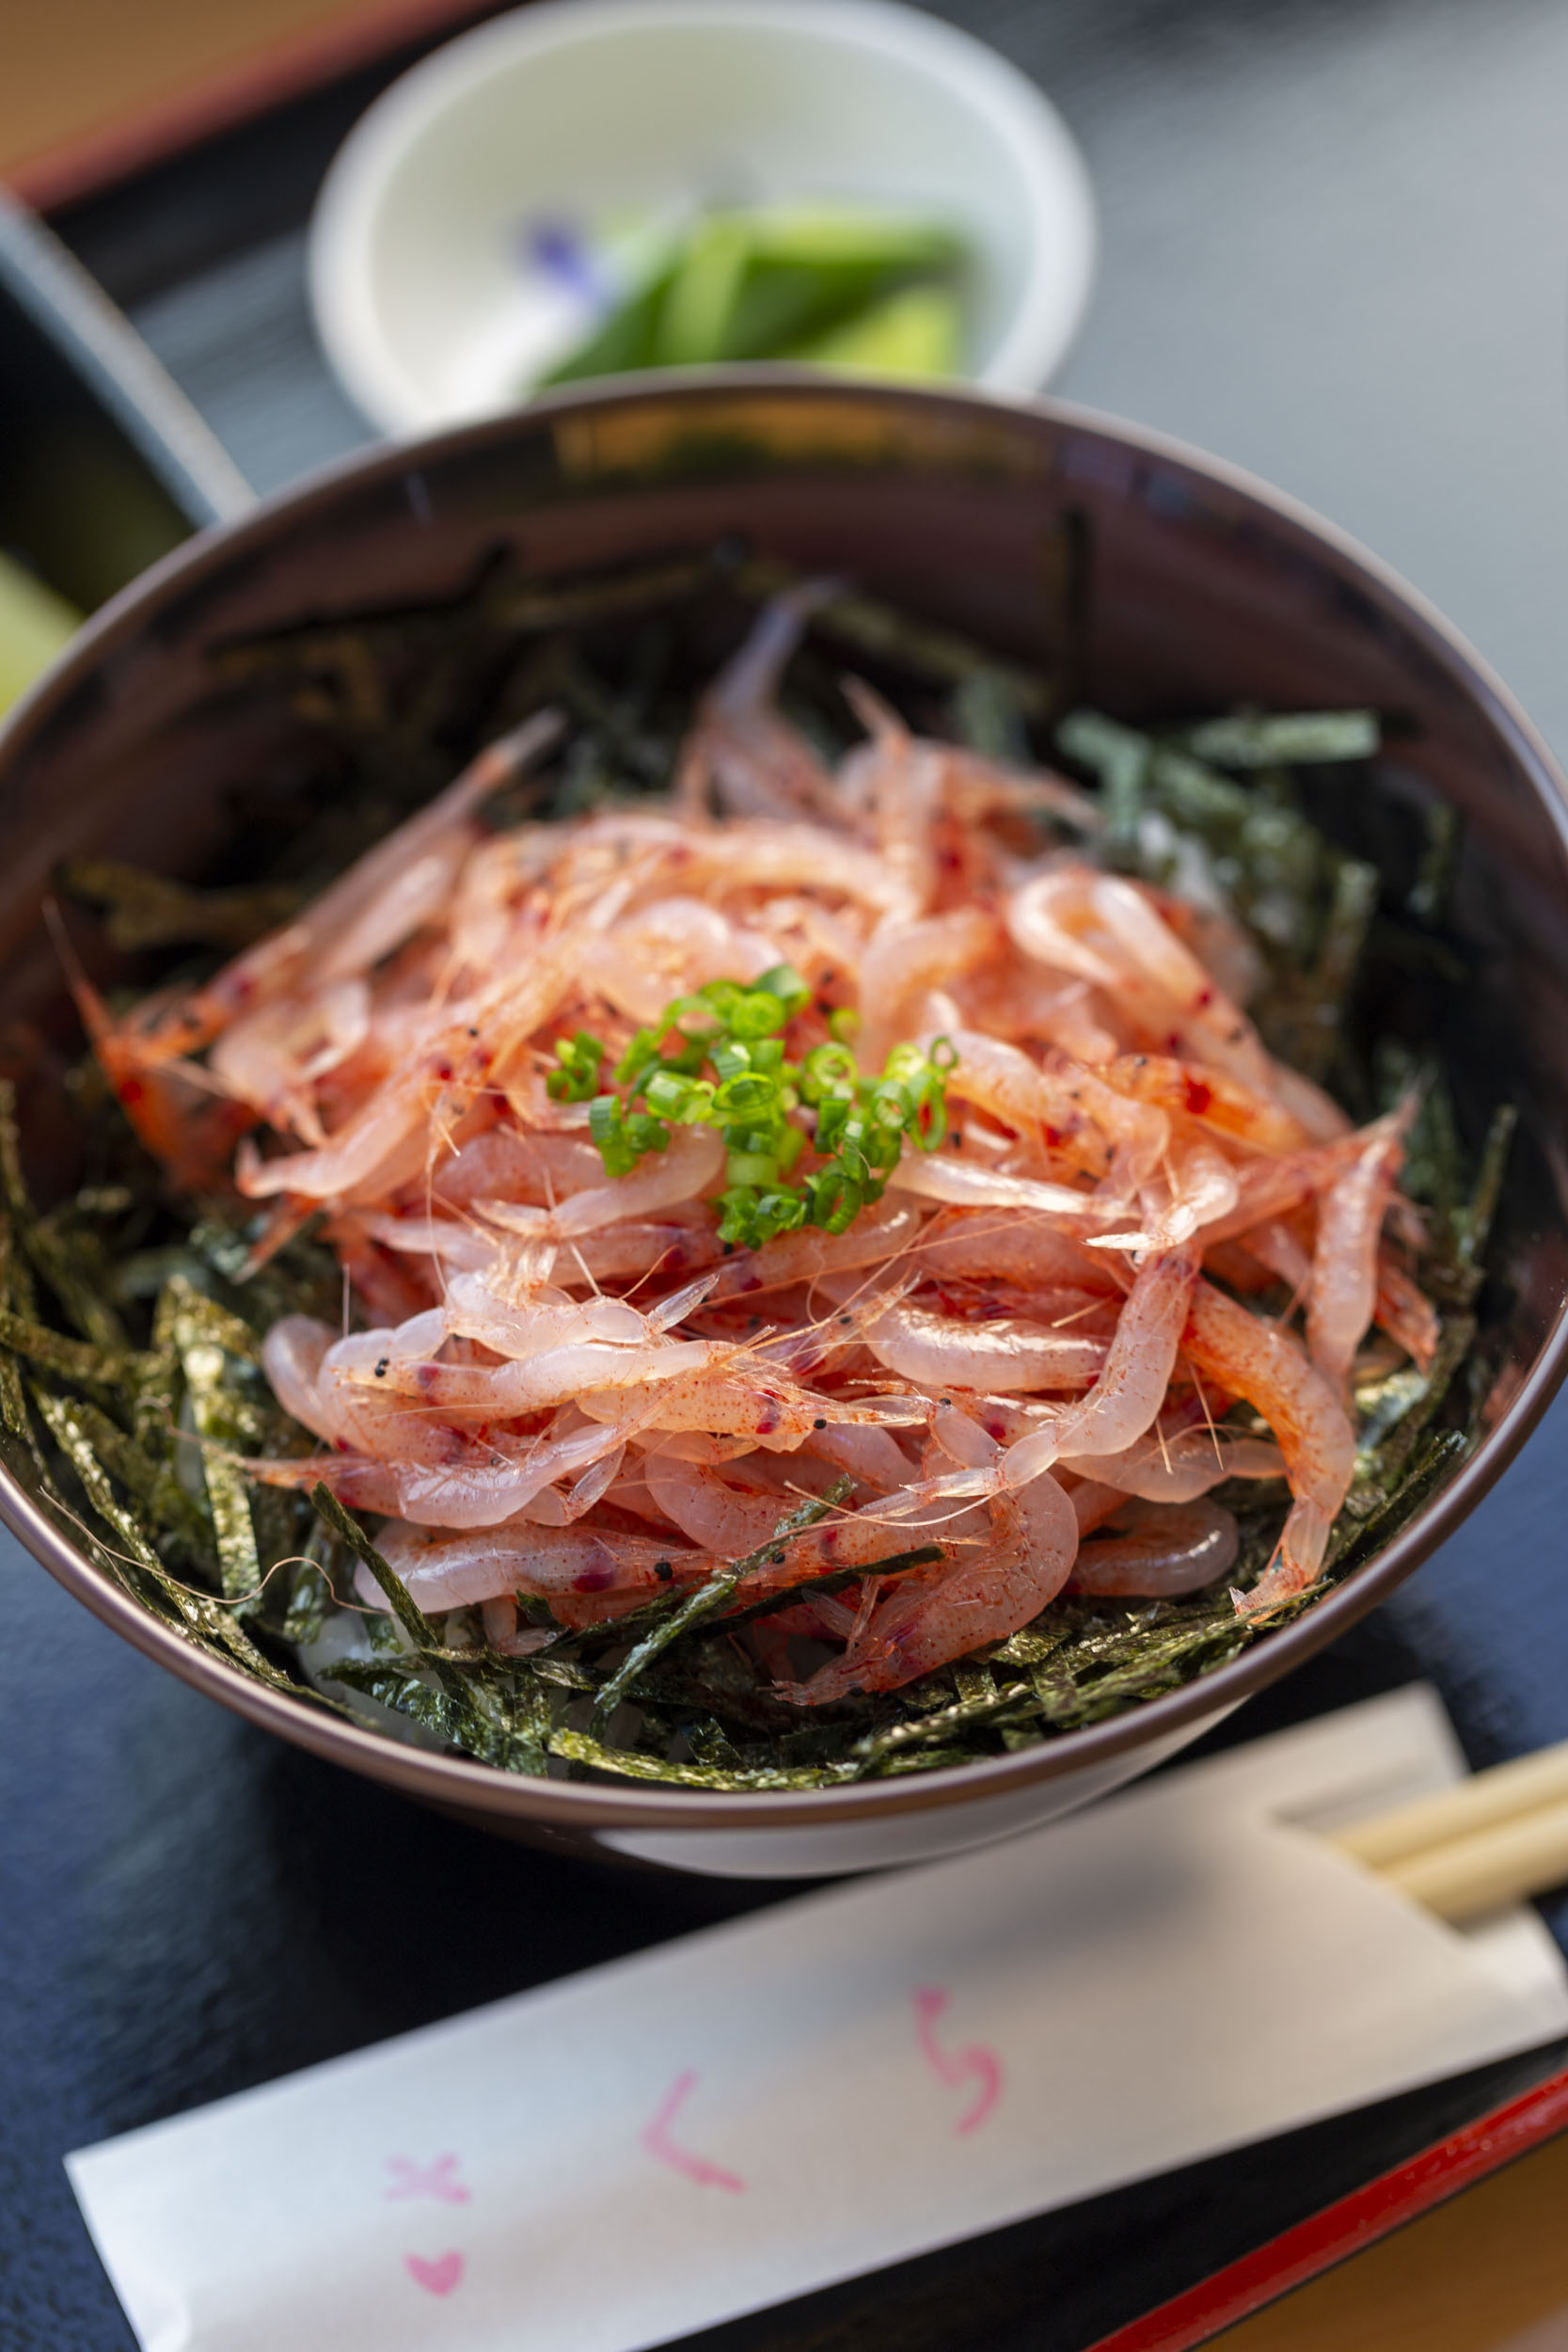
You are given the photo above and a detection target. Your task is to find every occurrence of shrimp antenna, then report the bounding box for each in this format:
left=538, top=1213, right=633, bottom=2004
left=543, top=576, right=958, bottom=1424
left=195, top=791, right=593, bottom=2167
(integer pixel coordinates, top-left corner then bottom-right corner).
left=1181, top=1351, right=1225, bottom=1469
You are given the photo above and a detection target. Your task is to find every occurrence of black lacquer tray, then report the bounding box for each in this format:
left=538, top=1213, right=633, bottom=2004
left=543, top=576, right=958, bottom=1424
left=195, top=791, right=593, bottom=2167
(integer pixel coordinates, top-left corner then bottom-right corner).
left=7, top=3, right=1568, bottom=2344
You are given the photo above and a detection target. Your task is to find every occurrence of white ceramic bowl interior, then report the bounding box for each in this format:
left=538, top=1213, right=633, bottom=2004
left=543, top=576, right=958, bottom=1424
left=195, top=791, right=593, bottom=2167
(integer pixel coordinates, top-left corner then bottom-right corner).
left=309, top=0, right=1097, bottom=435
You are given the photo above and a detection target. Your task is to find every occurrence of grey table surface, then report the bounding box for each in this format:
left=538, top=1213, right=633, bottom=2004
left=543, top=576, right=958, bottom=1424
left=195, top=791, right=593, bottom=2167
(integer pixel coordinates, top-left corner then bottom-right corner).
left=9, top=2, right=1568, bottom=2346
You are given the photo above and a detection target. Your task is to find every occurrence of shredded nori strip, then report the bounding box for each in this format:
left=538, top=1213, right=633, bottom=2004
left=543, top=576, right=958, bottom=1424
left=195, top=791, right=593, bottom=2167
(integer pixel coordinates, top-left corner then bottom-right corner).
left=587, top=1479, right=856, bottom=1737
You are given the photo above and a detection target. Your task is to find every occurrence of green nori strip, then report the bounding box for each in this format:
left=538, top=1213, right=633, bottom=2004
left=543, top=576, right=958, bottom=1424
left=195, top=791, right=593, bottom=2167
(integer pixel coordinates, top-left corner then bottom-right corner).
left=319, top=1660, right=467, bottom=1745
left=855, top=1678, right=1042, bottom=1759
left=55, top=1390, right=209, bottom=1553
left=947, top=668, right=1035, bottom=765
left=278, top=1549, right=332, bottom=1645
left=58, top=860, right=302, bottom=952
left=1182, top=712, right=1380, bottom=767
left=587, top=1477, right=856, bottom=1736
left=0, top=1304, right=150, bottom=1392
left=1408, top=800, right=1461, bottom=925
left=548, top=1725, right=862, bottom=1790
left=310, top=1486, right=461, bottom=1692
left=30, top=1384, right=160, bottom=1581
left=1055, top=709, right=1150, bottom=866
left=31, top=1378, right=339, bottom=1697
left=713, top=1543, right=942, bottom=1633
left=175, top=1345, right=261, bottom=1604
left=0, top=1347, right=31, bottom=1445
left=0, top=1084, right=41, bottom=1320
left=736, top=557, right=1049, bottom=715
left=1457, top=1103, right=1516, bottom=1276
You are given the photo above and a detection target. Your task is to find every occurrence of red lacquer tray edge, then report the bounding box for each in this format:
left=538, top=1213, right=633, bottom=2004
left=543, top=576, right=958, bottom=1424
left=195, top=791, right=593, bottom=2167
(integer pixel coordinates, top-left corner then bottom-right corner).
left=1089, top=2063, right=1568, bottom=2351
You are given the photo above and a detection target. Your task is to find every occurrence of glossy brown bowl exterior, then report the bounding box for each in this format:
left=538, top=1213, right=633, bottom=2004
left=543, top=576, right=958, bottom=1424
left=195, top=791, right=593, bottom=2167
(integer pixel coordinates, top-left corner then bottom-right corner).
left=3, top=373, right=1567, bottom=1874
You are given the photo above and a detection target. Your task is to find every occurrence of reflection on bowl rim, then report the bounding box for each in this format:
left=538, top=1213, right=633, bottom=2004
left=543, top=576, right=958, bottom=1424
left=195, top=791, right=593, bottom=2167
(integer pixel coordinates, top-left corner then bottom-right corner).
left=306, top=0, right=1099, bottom=432
left=4, top=371, right=1567, bottom=1835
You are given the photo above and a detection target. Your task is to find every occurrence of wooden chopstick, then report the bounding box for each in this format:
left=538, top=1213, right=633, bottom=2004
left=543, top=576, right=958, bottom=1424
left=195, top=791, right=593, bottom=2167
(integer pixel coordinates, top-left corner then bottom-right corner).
left=1327, top=1738, right=1568, bottom=1926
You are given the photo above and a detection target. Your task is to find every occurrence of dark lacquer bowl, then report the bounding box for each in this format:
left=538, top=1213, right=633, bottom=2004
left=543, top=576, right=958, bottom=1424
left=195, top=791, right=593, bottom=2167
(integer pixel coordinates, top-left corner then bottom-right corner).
left=3, top=374, right=1566, bottom=1878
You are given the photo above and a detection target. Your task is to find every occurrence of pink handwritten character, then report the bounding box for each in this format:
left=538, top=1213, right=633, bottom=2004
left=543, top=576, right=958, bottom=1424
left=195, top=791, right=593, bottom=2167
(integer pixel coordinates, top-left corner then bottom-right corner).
left=641, top=2068, right=746, bottom=2192
left=385, top=2153, right=471, bottom=2204
left=911, top=1986, right=1003, bottom=2135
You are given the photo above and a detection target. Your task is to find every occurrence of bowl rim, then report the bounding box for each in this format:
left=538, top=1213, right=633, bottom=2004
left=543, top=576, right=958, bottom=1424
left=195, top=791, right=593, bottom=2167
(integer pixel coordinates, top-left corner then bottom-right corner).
left=305, top=0, right=1098, bottom=433
left=5, top=366, right=1567, bottom=1830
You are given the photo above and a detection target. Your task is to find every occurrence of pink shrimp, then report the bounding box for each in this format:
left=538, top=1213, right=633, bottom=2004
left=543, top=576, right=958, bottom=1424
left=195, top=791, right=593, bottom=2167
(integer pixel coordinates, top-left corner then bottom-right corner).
left=475, top=1123, right=724, bottom=1241
left=1196, top=1127, right=1387, bottom=1247
left=934, top=741, right=1103, bottom=838
left=1069, top=1498, right=1239, bottom=1596
left=886, top=1150, right=1105, bottom=1222
left=683, top=584, right=845, bottom=824
left=911, top=1210, right=1123, bottom=1296
left=555, top=1217, right=727, bottom=1283
left=1180, top=1279, right=1356, bottom=1611
left=639, top=820, right=916, bottom=926
left=208, top=979, right=371, bottom=1144
left=575, top=1362, right=925, bottom=1449
left=247, top=1403, right=649, bottom=1528
left=331, top=1326, right=719, bottom=1419
left=1085, top=871, right=1281, bottom=1095
left=366, top=1521, right=709, bottom=1612
left=436, top=1125, right=603, bottom=1209
left=1307, top=1110, right=1408, bottom=1391
left=592, top=898, right=778, bottom=1024
left=859, top=1297, right=1108, bottom=1392
left=1092, top=1139, right=1241, bottom=1254
left=838, top=679, right=945, bottom=914
left=708, top=1196, right=924, bottom=1300
left=57, top=938, right=256, bottom=1189
left=1059, top=1422, right=1285, bottom=1501
left=1003, top=1242, right=1201, bottom=1480
left=1007, top=866, right=1321, bottom=1118
left=953, top=966, right=1121, bottom=1066
left=1064, top=1474, right=1130, bottom=1536
left=1104, top=1053, right=1314, bottom=1155
left=1374, top=1250, right=1440, bottom=1371
left=858, top=910, right=998, bottom=1069
left=643, top=1449, right=798, bottom=1553
left=777, top=1452, right=1079, bottom=1701
left=942, top=1028, right=1168, bottom=1189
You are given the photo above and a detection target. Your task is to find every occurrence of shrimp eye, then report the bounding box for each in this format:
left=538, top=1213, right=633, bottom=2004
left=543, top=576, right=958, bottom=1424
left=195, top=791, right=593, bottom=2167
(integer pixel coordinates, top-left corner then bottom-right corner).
left=653, top=1560, right=673, bottom=1581
left=374, top=1359, right=388, bottom=1377
left=813, top=1418, right=827, bottom=1429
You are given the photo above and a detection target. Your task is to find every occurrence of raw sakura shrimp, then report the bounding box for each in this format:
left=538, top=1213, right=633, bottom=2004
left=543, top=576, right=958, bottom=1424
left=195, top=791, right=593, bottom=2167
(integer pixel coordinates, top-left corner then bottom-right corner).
left=89, top=590, right=1445, bottom=1707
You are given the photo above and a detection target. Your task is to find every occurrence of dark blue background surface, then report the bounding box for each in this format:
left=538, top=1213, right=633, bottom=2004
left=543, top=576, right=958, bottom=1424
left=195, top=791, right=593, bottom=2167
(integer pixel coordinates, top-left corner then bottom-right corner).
left=9, top=2, right=1568, bottom=2344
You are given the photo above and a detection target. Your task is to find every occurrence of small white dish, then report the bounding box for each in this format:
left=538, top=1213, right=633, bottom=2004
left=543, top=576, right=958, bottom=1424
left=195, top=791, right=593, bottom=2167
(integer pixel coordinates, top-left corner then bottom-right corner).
left=308, top=0, right=1097, bottom=435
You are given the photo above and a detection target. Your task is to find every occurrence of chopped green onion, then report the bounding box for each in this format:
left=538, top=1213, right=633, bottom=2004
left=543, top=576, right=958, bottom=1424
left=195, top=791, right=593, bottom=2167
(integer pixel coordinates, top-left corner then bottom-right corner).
left=726, top=992, right=785, bottom=1040
left=713, top=1071, right=780, bottom=1119
left=804, top=1167, right=863, bottom=1233
left=726, top=1148, right=781, bottom=1187
left=756, top=961, right=812, bottom=1016
left=578, top=972, right=948, bottom=1237
left=801, top=1041, right=858, bottom=1101
left=546, top=1029, right=606, bottom=1102
left=589, top=1094, right=670, bottom=1177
